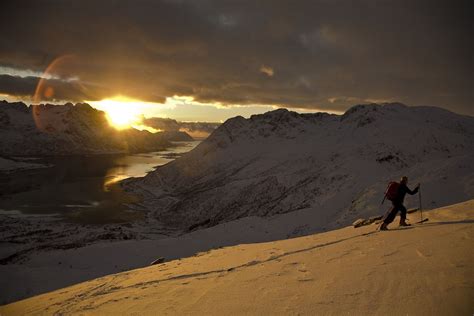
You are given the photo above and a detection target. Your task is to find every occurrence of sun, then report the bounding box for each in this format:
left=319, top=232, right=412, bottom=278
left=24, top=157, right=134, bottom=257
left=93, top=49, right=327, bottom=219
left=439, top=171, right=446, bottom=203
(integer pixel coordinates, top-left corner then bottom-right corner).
left=87, top=97, right=144, bottom=130
left=104, top=103, right=140, bottom=129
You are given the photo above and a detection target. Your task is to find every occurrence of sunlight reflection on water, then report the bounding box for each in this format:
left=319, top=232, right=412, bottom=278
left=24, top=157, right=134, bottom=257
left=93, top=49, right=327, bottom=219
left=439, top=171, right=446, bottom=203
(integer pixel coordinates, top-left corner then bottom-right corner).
left=102, top=141, right=200, bottom=190
left=0, top=141, right=201, bottom=223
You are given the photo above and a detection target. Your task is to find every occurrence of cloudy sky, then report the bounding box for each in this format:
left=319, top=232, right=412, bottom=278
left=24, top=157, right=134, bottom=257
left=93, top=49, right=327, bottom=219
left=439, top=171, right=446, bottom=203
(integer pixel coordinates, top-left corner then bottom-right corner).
left=0, top=0, right=472, bottom=121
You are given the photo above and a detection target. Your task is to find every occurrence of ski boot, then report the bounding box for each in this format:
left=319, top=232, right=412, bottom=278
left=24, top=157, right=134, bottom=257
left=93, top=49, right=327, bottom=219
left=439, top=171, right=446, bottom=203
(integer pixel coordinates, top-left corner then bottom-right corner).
left=399, top=220, right=411, bottom=227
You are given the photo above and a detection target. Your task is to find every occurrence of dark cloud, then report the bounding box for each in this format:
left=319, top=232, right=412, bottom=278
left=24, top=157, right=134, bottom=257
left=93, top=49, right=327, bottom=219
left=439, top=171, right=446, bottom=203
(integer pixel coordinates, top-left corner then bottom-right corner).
left=0, top=74, right=111, bottom=102
left=0, top=75, right=38, bottom=97
left=0, top=0, right=472, bottom=114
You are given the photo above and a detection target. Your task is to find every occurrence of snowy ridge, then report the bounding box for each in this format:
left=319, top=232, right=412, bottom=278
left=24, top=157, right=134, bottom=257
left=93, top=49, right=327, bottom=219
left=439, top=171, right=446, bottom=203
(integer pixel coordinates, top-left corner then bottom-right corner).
left=0, top=101, right=192, bottom=156
left=127, top=103, right=474, bottom=232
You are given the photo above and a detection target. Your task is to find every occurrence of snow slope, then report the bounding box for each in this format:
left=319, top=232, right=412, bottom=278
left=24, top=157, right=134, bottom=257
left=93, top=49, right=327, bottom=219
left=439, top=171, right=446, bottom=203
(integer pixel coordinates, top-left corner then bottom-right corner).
left=126, top=103, right=474, bottom=231
left=1, top=102, right=472, bottom=305
left=2, top=199, right=472, bottom=315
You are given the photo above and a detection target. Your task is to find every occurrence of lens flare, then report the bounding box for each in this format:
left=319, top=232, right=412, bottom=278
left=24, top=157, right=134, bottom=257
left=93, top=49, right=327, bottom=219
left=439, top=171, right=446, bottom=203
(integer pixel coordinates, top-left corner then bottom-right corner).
left=32, top=54, right=78, bottom=132
left=33, top=54, right=76, bottom=104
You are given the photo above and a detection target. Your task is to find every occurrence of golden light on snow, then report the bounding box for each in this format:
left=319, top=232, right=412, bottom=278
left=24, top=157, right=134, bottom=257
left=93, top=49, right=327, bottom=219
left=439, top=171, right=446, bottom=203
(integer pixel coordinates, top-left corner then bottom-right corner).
left=260, top=65, right=274, bottom=77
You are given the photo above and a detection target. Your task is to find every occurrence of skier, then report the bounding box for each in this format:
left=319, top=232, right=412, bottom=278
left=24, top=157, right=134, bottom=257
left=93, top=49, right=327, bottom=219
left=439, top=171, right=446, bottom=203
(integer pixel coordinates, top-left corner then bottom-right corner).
left=380, top=176, right=420, bottom=230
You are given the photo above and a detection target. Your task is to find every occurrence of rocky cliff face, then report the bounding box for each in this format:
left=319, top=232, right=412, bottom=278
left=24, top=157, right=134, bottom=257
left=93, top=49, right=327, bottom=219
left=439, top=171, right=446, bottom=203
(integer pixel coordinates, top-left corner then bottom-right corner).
left=126, top=103, right=474, bottom=231
left=0, top=101, right=192, bottom=156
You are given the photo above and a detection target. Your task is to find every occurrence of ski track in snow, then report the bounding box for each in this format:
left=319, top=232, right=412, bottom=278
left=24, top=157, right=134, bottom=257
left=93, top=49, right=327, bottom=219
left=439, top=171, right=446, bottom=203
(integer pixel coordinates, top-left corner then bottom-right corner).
left=1, top=102, right=474, bottom=305
left=3, top=200, right=472, bottom=315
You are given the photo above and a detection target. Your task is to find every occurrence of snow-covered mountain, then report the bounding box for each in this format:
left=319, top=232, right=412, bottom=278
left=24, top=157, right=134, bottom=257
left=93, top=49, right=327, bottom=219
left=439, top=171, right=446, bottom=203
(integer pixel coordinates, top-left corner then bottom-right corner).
left=126, top=103, right=474, bottom=232
left=0, top=101, right=192, bottom=156
left=1, top=103, right=472, bottom=305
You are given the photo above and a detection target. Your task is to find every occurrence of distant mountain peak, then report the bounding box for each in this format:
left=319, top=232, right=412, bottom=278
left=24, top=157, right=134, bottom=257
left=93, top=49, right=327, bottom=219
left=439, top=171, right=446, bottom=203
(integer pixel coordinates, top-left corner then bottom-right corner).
left=127, top=102, right=474, bottom=233
left=0, top=101, right=193, bottom=155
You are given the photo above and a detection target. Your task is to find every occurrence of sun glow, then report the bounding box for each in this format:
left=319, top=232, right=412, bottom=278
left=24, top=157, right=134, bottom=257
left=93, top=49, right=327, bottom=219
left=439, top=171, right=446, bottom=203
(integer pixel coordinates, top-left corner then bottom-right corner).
left=86, top=94, right=317, bottom=127
left=87, top=97, right=150, bottom=130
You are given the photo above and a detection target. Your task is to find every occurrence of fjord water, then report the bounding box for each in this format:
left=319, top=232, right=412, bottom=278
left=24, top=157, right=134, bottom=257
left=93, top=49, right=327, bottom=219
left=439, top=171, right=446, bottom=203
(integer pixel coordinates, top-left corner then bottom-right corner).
left=0, top=141, right=200, bottom=224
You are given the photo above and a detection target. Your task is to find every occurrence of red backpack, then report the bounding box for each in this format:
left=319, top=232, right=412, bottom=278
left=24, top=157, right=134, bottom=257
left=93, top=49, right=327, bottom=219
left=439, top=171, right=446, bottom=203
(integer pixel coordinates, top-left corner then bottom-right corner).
left=384, top=181, right=400, bottom=201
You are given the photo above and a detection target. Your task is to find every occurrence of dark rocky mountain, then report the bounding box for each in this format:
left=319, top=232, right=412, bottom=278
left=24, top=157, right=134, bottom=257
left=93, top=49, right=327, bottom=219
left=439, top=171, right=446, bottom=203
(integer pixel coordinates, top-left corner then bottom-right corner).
left=0, top=101, right=193, bottom=156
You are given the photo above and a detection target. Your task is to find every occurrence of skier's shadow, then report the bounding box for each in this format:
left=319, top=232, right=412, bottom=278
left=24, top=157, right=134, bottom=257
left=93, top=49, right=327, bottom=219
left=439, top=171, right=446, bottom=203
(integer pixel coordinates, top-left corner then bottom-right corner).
left=423, top=219, right=474, bottom=226
left=389, top=219, right=474, bottom=231
left=387, top=226, right=415, bottom=231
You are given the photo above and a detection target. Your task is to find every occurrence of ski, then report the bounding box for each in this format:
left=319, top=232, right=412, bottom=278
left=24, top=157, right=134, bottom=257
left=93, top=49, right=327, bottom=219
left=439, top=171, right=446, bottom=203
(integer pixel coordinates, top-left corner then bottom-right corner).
left=398, top=218, right=429, bottom=227
left=377, top=218, right=429, bottom=231
left=414, top=218, right=429, bottom=224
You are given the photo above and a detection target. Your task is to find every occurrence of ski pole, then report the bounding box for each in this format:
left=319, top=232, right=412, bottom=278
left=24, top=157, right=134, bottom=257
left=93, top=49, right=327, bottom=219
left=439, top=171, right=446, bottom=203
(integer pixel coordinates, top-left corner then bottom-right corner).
left=419, top=184, right=422, bottom=222
left=381, top=182, right=390, bottom=205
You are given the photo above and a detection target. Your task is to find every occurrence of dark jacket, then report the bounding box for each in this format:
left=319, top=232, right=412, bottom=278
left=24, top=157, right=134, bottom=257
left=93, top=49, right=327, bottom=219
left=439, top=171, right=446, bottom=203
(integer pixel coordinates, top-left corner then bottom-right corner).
left=394, top=183, right=419, bottom=204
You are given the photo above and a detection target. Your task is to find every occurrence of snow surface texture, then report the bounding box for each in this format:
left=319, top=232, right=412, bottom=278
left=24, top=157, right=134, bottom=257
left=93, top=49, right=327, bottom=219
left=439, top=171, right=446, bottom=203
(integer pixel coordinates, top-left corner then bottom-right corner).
left=0, top=101, right=192, bottom=155
left=2, top=200, right=472, bottom=315
left=127, top=103, right=474, bottom=231
left=1, top=102, right=473, bottom=304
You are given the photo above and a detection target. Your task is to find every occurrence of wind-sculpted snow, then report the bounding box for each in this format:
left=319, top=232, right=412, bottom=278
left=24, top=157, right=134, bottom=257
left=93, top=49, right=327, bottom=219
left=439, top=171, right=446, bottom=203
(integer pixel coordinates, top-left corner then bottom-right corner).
left=127, top=103, right=474, bottom=231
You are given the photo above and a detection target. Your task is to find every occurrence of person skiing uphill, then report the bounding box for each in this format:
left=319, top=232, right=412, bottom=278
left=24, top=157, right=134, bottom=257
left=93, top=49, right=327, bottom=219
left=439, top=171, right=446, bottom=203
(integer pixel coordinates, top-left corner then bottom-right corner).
left=380, top=176, right=419, bottom=231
